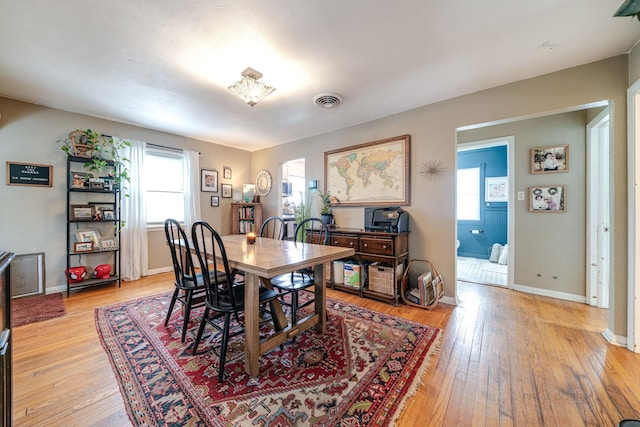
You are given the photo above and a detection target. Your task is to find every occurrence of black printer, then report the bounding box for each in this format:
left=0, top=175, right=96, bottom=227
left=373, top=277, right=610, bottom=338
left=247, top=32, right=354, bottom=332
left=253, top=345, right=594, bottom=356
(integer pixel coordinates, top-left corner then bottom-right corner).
left=364, top=207, right=409, bottom=233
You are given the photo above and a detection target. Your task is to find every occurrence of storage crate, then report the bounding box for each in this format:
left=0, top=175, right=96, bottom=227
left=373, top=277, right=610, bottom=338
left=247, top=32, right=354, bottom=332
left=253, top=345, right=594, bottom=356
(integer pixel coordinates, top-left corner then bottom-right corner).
left=368, top=263, right=403, bottom=296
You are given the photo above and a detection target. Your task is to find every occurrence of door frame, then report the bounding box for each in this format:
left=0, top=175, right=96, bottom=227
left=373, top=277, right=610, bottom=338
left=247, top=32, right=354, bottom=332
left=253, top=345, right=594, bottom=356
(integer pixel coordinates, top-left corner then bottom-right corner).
left=586, top=107, right=611, bottom=308
left=628, top=79, right=640, bottom=353
left=456, top=136, right=515, bottom=289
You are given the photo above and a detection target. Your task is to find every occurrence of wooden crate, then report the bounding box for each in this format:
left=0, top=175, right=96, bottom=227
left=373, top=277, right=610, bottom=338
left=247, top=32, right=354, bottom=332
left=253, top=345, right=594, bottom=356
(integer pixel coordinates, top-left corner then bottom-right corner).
left=368, top=263, right=403, bottom=296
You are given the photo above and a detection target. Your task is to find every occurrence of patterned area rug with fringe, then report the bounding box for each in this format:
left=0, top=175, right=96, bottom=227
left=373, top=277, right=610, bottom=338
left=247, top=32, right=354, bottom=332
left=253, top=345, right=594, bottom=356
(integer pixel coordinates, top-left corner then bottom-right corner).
left=95, top=292, right=442, bottom=426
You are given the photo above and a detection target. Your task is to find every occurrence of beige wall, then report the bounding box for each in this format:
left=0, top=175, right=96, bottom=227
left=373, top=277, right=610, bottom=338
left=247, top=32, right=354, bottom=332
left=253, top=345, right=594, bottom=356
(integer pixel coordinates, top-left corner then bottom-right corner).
left=459, top=110, right=589, bottom=297
left=253, top=55, right=629, bottom=335
left=0, top=97, right=251, bottom=283
left=0, top=54, right=631, bottom=336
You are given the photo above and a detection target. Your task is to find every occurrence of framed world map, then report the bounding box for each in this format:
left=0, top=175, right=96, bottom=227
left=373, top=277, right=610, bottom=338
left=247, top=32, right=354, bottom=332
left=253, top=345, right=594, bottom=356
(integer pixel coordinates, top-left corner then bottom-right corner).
left=324, top=134, right=411, bottom=207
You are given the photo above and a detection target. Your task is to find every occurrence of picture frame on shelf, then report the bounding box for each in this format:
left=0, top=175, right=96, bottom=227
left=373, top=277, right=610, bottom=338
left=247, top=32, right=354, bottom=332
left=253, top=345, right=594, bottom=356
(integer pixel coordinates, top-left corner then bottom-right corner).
left=75, top=229, right=101, bottom=245
left=211, top=196, right=219, bottom=207
left=97, top=236, right=118, bottom=250
left=74, top=241, right=94, bottom=252
left=102, top=177, right=115, bottom=191
left=201, top=169, right=218, bottom=192
left=530, top=144, right=569, bottom=174
left=89, top=202, right=115, bottom=211
left=90, top=180, right=104, bottom=190
left=70, top=171, right=89, bottom=189
left=222, top=184, right=232, bottom=198
left=529, top=185, right=566, bottom=212
left=102, top=210, right=115, bottom=220
left=70, top=205, right=94, bottom=220
left=223, top=166, right=232, bottom=179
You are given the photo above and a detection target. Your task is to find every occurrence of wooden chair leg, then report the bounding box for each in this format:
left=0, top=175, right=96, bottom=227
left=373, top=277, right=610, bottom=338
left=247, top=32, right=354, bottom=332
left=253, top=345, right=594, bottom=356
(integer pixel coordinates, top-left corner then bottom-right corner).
left=181, top=290, right=193, bottom=342
left=164, top=288, right=180, bottom=327
left=218, top=313, right=232, bottom=382
left=192, top=307, right=210, bottom=355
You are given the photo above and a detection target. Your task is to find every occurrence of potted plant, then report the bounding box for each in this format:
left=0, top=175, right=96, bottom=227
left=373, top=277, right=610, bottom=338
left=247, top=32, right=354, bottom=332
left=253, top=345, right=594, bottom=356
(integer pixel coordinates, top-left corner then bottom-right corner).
left=59, top=129, right=101, bottom=158
left=294, top=193, right=312, bottom=241
left=318, top=191, right=334, bottom=226
left=60, top=129, right=131, bottom=197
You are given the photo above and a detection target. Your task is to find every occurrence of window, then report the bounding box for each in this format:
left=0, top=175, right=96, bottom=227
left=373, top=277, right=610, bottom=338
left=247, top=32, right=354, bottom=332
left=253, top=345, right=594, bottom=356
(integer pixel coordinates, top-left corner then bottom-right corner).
left=144, top=148, right=185, bottom=224
left=457, top=167, right=480, bottom=220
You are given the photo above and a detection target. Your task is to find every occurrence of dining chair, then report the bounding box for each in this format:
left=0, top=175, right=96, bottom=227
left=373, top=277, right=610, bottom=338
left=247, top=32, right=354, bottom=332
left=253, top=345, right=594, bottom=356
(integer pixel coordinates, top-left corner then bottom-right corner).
left=259, top=216, right=286, bottom=240
left=271, top=217, right=329, bottom=324
left=190, top=220, right=282, bottom=382
left=163, top=218, right=207, bottom=343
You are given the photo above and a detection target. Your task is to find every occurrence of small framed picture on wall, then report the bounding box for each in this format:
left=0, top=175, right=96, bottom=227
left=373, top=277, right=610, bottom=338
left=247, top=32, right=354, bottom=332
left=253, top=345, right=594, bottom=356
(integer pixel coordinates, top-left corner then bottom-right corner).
left=529, top=185, right=566, bottom=212
left=530, top=145, right=569, bottom=174
left=223, top=166, right=232, bottom=180
left=222, top=184, right=232, bottom=198
left=201, top=169, right=218, bottom=192
left=211, top=196, right=219, bottom=207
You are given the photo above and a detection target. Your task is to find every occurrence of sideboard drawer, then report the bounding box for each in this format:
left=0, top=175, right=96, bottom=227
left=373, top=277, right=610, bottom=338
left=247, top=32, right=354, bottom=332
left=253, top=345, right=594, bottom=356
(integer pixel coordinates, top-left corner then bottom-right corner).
left=331, top=234, right=359, bottom=251
left=360, top=237, right=394, bottom=256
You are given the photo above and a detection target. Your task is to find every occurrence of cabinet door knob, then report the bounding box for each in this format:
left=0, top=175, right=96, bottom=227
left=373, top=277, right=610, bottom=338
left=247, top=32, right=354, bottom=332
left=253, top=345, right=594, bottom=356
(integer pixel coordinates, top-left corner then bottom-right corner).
left=363, top=243, right=367, bottom=248
left=350, top=242, right=354, bottom=246
left=333, top=240, right=338, bottom=245
left=383, top=245, right=387, bottom=249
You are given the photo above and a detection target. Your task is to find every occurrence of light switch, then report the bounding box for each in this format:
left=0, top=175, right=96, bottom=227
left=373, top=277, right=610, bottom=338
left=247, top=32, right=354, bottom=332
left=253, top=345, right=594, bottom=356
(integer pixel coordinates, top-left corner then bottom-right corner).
left=517, top=191, right=525, bottom=201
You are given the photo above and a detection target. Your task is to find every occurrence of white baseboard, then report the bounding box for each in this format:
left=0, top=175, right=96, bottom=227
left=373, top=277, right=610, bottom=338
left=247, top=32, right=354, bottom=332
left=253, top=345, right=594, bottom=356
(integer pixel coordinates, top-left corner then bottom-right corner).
left=147, top=266, right=173, bottom=276
left=46, top=284, right=67, bottom=295
left=439, top=295, right=458, bottom=306
left=513, top=284, right=587, bottom=304
left=602, top=328, right=628, bottom=347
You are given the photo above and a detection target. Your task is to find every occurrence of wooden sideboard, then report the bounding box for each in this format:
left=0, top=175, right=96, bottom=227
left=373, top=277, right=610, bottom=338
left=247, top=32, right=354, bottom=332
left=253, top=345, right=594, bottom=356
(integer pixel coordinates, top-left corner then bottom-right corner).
left=308, top=227, right=409, bottom=305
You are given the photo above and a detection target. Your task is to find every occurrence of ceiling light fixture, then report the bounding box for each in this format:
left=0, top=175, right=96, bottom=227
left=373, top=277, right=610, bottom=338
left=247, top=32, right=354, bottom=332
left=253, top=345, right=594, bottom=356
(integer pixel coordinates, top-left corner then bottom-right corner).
left=614, top=0, right=640, bottom=20
left=228, top=67, right=276, bottom=107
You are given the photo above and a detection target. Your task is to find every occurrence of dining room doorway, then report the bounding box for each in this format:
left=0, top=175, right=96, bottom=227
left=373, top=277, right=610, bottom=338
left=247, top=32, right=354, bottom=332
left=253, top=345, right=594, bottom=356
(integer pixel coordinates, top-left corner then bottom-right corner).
left=281, top=158, right=306, bottom=239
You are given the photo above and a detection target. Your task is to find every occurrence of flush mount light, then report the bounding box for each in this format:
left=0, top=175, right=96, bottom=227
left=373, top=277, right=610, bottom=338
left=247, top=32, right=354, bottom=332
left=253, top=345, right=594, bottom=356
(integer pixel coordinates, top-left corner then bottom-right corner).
left=228, top=67, right=276, bottom=107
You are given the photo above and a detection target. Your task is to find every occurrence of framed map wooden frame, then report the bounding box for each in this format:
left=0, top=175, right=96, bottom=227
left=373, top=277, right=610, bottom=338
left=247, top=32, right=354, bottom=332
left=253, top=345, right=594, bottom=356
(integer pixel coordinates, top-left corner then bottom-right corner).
left=324, top=134, right=411, bottom=207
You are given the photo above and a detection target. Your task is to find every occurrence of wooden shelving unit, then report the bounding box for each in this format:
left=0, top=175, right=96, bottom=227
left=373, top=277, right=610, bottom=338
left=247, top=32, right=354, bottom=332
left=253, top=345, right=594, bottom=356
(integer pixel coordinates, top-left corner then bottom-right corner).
left=230, top=202, right=263, bottom=234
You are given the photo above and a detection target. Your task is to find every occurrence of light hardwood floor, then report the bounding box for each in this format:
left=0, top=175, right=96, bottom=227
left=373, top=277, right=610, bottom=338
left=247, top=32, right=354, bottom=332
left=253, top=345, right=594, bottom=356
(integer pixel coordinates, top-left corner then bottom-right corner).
left=12, top=273, right=640, bottom=426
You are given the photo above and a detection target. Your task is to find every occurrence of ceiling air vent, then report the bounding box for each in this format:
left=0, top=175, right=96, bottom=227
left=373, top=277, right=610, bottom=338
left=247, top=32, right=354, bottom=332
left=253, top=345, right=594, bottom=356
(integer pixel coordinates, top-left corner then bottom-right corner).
left=313, top=93, right=343, bottom=109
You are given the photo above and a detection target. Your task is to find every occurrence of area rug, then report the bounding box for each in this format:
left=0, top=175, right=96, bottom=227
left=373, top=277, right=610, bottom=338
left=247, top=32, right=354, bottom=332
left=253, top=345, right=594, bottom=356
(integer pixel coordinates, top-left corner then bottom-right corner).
left=95, top=292, right=442, bottom=426
left=12, top=292, right=66, bottom=326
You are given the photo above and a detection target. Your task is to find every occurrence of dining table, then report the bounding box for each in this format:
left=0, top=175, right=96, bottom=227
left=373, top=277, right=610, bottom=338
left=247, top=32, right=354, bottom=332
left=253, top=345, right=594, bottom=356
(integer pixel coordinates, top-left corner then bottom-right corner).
left=215, top=234, right=355, bottom=381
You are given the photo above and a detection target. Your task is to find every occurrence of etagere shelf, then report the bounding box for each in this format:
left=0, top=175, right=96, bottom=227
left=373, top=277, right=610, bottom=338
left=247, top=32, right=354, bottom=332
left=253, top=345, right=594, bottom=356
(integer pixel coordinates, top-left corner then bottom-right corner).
left=65, top=155, right=121, bottom=296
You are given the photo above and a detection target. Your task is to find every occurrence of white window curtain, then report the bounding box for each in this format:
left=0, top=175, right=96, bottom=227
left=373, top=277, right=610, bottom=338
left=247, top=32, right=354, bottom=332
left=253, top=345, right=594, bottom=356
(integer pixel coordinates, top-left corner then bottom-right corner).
left=119, top=138, right=149, bottom=281
left=182, top=149, right=201, bottom=232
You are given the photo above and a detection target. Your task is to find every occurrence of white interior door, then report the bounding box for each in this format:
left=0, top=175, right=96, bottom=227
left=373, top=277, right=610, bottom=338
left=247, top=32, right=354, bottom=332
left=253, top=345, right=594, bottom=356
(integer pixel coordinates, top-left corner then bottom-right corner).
left=587, top=107, right=610, bottom=308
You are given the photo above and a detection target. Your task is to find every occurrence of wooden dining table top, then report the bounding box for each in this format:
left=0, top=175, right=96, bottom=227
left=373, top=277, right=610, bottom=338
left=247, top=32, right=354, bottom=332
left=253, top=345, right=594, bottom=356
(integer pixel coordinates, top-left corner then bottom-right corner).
left=220, top=234, right=355, bottom=277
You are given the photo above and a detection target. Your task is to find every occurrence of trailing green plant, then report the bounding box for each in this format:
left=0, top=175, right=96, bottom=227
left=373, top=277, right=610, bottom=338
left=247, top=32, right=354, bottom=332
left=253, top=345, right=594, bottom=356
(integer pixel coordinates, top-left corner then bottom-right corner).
left=59, top=129, right=132, bottom=198
left=84, top=137, right=132, bottom=198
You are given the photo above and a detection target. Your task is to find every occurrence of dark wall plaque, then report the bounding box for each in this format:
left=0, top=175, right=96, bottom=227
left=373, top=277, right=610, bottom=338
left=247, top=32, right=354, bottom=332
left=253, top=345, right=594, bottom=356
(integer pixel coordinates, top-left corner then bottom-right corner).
left=6, top=162, right=52, bottom=187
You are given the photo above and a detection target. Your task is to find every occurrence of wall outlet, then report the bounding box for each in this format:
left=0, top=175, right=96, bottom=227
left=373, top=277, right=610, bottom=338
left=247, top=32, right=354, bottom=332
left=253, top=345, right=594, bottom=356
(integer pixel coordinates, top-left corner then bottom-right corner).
left=517, top=191, right=525, bottom=201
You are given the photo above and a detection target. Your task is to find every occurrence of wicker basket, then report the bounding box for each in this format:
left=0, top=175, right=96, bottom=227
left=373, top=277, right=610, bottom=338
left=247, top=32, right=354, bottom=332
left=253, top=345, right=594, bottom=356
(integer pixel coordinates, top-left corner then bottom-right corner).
left=368, top=263, right=403, bottom=296
left=68, top=130, right=94, bottom=158
left=400, top=259, right=444, bottom=310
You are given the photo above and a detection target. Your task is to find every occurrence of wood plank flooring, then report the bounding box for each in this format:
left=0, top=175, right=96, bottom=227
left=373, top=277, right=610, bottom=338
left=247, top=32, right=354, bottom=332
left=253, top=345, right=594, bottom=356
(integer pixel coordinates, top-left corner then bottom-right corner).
left=12, top=273, right=640, bottom=426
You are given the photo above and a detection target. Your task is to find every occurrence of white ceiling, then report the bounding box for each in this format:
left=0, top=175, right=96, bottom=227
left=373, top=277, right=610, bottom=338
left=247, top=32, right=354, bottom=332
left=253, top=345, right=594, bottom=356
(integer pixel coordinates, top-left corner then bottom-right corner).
left=1, top=1, right=639, bottom=151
